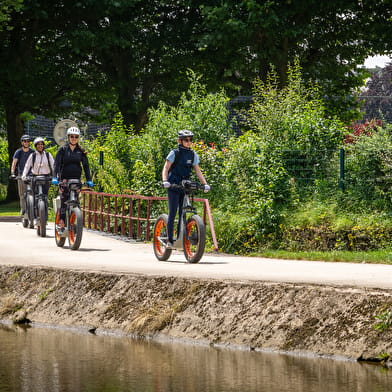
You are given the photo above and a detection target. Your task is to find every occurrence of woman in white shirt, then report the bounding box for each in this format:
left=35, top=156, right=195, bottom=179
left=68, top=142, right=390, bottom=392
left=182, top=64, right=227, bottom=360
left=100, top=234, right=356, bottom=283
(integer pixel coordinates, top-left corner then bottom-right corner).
left=22, top=137, right=55, bottom=196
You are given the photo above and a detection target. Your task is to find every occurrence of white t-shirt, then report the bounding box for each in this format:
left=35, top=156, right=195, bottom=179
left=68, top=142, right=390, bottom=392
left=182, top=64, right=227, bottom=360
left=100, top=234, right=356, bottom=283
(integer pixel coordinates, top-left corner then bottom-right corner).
left=22, top=151, right=55, bottom=178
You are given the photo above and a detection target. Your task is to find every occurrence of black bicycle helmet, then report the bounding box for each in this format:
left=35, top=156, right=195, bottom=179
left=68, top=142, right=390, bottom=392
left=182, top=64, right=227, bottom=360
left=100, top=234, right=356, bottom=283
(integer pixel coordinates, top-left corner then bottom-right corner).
left=20, top=134, right=31, bottom=142
left=177, top=129, right=194, bottom=139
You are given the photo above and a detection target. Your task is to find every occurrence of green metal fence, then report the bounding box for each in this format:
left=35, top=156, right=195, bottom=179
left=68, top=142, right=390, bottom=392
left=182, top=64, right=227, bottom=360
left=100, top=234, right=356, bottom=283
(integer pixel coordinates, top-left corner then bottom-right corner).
left=0, top=147, right=391, bottom=198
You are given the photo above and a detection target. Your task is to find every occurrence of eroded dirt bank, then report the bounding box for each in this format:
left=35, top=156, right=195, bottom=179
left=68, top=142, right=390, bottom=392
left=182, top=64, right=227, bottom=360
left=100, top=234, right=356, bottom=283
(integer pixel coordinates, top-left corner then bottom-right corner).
left=1, top=265, right=391, bottom=362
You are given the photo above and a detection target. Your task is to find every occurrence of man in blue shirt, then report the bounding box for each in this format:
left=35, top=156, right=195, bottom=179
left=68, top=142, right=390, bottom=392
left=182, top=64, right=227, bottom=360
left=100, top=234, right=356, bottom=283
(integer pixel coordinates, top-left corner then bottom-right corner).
left=10, top=135, right=34, bottom=214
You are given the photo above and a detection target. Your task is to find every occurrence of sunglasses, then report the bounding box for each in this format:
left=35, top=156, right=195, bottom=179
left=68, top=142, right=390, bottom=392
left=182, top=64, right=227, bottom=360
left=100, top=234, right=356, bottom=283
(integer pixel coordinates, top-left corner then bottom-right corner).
left=182, top=138, right=193, bottom=142
left=22, top=140, right=30, bottom=142
left=69, top=135, right=79, bottom=139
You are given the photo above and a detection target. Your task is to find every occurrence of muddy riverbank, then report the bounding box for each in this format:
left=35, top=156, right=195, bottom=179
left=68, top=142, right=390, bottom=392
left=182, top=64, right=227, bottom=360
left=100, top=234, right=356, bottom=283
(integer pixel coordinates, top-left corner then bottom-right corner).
left=0, top=265, right=391, bottom=363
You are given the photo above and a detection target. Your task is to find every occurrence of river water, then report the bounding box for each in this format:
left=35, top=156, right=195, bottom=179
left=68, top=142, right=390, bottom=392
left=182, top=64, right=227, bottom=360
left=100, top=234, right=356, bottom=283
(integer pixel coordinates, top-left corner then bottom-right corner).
left=0, top=323, right=391, bottom=392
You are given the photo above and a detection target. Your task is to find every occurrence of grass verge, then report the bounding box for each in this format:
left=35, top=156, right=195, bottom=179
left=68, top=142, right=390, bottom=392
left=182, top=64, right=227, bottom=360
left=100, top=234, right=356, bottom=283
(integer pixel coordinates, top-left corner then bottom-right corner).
left=0, top=200, right=55, bottom=221
left=253, top=249, right=392, bottom=265
left=0, top=200, right=19, bottom=216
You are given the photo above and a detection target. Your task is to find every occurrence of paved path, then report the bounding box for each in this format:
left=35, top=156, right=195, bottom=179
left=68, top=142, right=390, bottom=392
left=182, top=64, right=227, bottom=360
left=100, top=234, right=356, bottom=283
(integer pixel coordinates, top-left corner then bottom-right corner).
left=0, top=221, right=391, bottom=289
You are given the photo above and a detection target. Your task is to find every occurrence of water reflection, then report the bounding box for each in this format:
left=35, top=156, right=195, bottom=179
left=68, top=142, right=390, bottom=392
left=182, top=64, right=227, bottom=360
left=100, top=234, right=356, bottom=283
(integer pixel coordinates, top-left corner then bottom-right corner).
left=0, top=323, right=390, bottom=392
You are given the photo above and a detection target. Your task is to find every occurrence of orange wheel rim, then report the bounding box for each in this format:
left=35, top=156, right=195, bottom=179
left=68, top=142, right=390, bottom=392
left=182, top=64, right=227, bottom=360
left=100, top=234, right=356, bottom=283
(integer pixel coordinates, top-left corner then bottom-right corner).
left=69, top=213, right=76, bottom=243
left=154, top=220, right=165, bottom=256
left=184, top=221, right=196, bottom=257
left=55, top=211, right=61, bottom=241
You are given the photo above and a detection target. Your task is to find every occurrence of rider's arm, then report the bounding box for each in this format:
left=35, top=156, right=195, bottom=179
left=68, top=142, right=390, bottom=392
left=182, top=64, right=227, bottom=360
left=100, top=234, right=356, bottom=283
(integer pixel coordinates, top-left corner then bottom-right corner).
left=11, top=149, right=20, bottom=174
left=11, top=158, right=18, bottom=174
left=193, top=165, right=207, bottom=185
left=81, top=152, right=92, bottom=182
left=21, top=154, right=33, bottom=180
left=48, top=153, right=55, bottom=173
left=53, top=147, right=64, bottom=179
left=162, top=160, right=172, bottom=182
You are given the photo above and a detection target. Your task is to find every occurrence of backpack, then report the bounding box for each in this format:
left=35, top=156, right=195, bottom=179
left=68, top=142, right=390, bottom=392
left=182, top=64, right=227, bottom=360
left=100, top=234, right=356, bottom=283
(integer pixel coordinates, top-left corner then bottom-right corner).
left=32, top=151, right=53, bottom=176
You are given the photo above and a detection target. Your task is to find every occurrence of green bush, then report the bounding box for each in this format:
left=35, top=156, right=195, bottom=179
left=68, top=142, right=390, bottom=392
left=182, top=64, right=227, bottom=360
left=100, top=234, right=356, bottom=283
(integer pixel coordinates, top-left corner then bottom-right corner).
left=343, top=125, right=392, bottom=210
left=84, top=72, right=234, bottom=199
left=246, top=62, right=344, bottom=153
left=208, top=62, right=346, bottom=251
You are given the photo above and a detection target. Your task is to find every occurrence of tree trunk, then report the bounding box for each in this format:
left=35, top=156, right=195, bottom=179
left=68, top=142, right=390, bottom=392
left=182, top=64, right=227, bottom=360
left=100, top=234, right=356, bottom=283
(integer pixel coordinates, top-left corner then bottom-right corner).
left=5, top=108, right=24, bottom=202
left=117, top=93, right=148, bottom=134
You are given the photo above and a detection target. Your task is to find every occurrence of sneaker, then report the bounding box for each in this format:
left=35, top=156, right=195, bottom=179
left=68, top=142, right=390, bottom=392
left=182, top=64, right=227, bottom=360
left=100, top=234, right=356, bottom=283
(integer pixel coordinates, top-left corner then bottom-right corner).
left=166, top=241, right=174, bottom=249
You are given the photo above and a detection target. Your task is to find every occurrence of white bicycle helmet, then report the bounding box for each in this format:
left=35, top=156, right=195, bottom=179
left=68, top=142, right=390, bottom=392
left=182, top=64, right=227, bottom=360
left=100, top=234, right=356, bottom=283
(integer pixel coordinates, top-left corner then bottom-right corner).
left=177, top=129, right=194, bottom=139
left=67, top=126, right=80, bottom=136
left=33, top=137, right=45, bottom=146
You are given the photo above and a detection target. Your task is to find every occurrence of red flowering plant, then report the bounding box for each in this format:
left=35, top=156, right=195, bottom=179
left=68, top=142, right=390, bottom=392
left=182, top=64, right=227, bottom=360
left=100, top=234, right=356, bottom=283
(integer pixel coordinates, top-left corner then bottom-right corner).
left=344, top=119, right=383, bottom=144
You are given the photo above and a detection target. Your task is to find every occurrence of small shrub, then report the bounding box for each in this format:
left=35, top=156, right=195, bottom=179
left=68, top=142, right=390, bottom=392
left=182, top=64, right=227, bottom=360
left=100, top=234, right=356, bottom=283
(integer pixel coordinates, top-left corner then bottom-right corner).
left=374, top=310, right=392, bottom=332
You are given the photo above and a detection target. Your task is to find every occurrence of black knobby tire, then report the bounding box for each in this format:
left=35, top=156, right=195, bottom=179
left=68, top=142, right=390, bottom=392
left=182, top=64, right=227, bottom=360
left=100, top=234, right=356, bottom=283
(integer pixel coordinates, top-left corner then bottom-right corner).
left=55, top=209, right=66, bottom=247
left=153, top=214, right=172, bottom=261
left=37, top=199, right=47, bottom=237
left=183, top=214, right=206, bottom=263
left=26, top=194, right=34, bottom=229
left=68, top=207, right=83, bottom=250
left=22, top=217, right=28, bottom=228
left=22, top=194, right=29, bottom=227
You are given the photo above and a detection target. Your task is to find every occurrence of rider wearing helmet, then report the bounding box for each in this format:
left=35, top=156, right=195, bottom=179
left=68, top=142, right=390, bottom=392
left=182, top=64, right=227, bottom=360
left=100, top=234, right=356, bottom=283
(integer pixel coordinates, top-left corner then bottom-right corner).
left=53, top=126, right=94, bottom=229
left=22, top=137, right=54, bottom=178
left=10, top=135, right=34, bottom=215
left=66, top=126, right=80, bottom=137
left=22, top=137, right=55, bottom=201
left=161, top=130, right=210, bottom=247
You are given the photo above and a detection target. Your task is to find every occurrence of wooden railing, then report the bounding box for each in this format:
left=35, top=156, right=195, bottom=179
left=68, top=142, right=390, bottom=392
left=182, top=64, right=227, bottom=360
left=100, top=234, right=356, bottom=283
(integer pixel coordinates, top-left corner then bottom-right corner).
left=80, top=190, right=218, bottom=250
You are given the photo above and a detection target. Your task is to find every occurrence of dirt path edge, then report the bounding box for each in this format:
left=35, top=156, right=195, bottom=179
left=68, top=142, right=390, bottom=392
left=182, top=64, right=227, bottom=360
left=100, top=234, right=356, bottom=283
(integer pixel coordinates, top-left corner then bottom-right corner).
left=1, top=265, right=391, bottom=363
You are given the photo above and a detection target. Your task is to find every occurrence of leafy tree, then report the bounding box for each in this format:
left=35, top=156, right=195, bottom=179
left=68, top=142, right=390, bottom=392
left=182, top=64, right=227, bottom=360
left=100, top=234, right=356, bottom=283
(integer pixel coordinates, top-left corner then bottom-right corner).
left=70, top=0, right=206, bottom=131
left=0, top=0, right=22, bottom=31
left=359, top=63, right=392, bottom=123
left=197, top=0, right=392, bottom=121
left=0, top=0, right=111, bottom=200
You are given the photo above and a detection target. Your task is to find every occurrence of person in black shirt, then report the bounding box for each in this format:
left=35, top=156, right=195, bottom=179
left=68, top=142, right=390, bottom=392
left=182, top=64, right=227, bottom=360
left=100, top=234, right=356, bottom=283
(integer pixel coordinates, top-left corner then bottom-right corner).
left=10, top=135, right=34, bottom=214
left=52, top=127, right=94, bottom=228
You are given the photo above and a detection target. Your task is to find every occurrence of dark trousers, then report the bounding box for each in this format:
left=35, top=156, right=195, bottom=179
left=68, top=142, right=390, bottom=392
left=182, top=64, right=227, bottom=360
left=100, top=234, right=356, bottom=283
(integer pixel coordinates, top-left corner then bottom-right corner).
left=167, top=189, right=184, bottom=243
left=59, top=185, right=70, bottom=222
left=32, top=178, right=50, bottom=218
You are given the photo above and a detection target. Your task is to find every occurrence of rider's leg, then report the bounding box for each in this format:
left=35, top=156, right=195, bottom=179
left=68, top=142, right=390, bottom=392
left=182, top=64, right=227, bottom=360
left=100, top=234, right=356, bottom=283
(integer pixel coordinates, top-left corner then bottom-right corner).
left=175, top=193, right=185, bottom=240
left=59, top=185, right=69, bottom=228
left=17, top=178, right=26, bottom=214
left=167, top=189, right=181, bottom=244
left=42, top=182, right=50, bottom=196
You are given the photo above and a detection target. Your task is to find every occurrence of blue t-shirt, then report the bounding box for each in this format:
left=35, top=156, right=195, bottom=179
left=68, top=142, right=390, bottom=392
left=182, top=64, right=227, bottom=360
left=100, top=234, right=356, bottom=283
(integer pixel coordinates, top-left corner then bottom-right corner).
left=166, top=149, right=200, bottom=165
left=13, top=148, right=34, bottom=175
